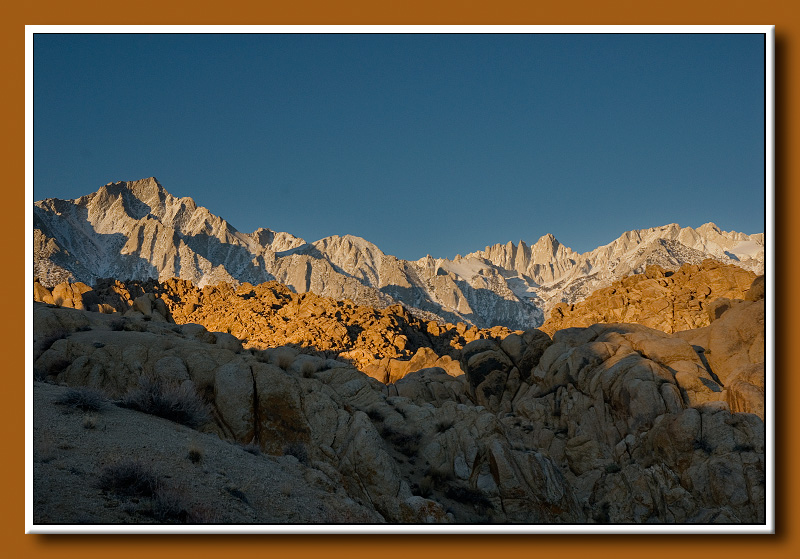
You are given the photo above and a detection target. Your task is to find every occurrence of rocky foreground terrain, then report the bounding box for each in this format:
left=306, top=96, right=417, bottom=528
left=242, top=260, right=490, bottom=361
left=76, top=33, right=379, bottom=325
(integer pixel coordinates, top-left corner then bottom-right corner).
left=32, top=264, right=766, bottom=525
left=34, top=177, right=764, bottom=329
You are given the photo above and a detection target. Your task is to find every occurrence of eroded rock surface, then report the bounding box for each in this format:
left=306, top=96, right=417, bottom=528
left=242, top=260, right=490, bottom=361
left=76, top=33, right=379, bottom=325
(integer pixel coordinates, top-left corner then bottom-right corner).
left=35, top=277, right=527, bottom=381
left=542, top=261, right=757, bottom=335
left=33, top=279, right=766, bottom=524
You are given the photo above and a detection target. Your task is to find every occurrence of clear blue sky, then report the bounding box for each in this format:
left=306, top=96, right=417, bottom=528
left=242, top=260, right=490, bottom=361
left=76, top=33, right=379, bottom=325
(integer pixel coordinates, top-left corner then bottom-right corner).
left=33, top=33, right=766, bottom=260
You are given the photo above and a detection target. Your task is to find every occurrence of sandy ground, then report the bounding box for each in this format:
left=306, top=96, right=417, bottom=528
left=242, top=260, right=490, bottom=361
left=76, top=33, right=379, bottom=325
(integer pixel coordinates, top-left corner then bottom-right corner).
left=32, top=381, right=382, bottom=528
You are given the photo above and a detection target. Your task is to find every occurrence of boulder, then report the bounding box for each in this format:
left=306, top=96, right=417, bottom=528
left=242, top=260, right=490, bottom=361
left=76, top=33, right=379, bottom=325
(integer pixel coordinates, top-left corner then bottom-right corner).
left=460, top=341, right=516, bottom=412
left=213, top=361, right=255, bottom=443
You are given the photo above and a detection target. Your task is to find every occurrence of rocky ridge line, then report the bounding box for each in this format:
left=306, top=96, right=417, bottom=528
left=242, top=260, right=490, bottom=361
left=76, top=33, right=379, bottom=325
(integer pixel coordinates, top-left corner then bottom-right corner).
left=34, top=177, right=764, bottom=329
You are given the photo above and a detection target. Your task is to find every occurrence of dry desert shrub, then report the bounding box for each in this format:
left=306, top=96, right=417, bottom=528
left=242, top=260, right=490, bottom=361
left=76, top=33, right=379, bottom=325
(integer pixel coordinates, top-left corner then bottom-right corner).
left=380, top=425, right=421, bottom=457
left=187, top=443, right=203, bottom=464
left=55, top=387, right=109, bottom=412
left=119, top=376, right=211, bottom=429
left=150, top=485, right=191, bottom=523
left=97, top=459, right=160, bottom=498
left=100, top=458, right=219, bottom=524
left=82, top=414, right=98, bottom=430
left=268, top=347, right=298, bottom=369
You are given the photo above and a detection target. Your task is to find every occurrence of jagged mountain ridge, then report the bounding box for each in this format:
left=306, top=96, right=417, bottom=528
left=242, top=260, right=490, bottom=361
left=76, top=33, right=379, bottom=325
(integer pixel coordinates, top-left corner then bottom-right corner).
left=465, top=223, right=764, bottom=312
left=34, top=177, right=764, bottom=329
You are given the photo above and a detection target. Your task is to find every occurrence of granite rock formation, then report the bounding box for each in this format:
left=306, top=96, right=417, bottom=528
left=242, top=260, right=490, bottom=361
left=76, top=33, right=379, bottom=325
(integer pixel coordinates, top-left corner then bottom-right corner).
left=33, top=272, right=766, bottom=524
left=542, top=260, right=758, bottom=335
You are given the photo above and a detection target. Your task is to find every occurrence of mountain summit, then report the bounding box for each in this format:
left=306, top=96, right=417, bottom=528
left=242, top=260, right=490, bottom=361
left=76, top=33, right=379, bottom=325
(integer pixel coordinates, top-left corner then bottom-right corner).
left=34, top=178, right=764, bottom=329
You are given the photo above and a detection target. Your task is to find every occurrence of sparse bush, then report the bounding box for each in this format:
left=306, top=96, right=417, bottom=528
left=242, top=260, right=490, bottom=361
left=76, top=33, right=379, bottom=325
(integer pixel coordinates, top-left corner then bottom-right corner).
left=119, top=376, right=211, bottom=429
left=283, top=441, right=310, bottom=465
left=102, top=459, right=218, bottom=524
left=97, top=460, right=160, bottom=498
left=187, top=444, right=203, bottom=464
left=270, top=348, right=297, bottom=370
left=120, top=500, right=139, bottom=516
left=55, top=387, right=109, bottom=412
left=83, top=415, right=98, bottom=430
left=380, top=425, right=421, bottom=457
left=733, top=443, right=756, bottom=453
left=604, top=463, right=621, bottom=474
left=254, top=350, right=272, bottom=363
left=151, top=486, right=190, bottom=523
left=413, top=476, right=435, bottom=498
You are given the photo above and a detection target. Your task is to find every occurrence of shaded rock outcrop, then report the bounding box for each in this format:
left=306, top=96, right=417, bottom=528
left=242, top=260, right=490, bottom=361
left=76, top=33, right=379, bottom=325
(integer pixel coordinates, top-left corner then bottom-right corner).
left=33, top=303, right=582, bottom=523
left=33, top=287, right=765, bottom=524
left=676, top=279, right=766, bottom=418
left=507, top=322, right=764, bottom=523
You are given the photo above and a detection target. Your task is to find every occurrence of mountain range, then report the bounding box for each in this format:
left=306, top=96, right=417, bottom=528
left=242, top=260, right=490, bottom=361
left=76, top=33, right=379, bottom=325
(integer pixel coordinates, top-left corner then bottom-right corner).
left=34, top=177, right=765, bottom=329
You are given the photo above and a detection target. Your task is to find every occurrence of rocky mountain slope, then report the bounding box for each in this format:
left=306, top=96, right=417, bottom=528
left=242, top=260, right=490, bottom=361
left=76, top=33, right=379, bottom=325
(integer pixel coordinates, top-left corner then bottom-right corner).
left=467, top=224, right=763, bottom=313
left=32, top=269, right=766, bottom=525
left=541, top=260, right=758, bottom=335
left=34, top=177, right=764, bottom=329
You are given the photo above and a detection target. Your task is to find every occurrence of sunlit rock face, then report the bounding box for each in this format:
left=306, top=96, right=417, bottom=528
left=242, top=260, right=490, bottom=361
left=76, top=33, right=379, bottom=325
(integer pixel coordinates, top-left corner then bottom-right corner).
left=541, top=261, right=758, bottom=335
